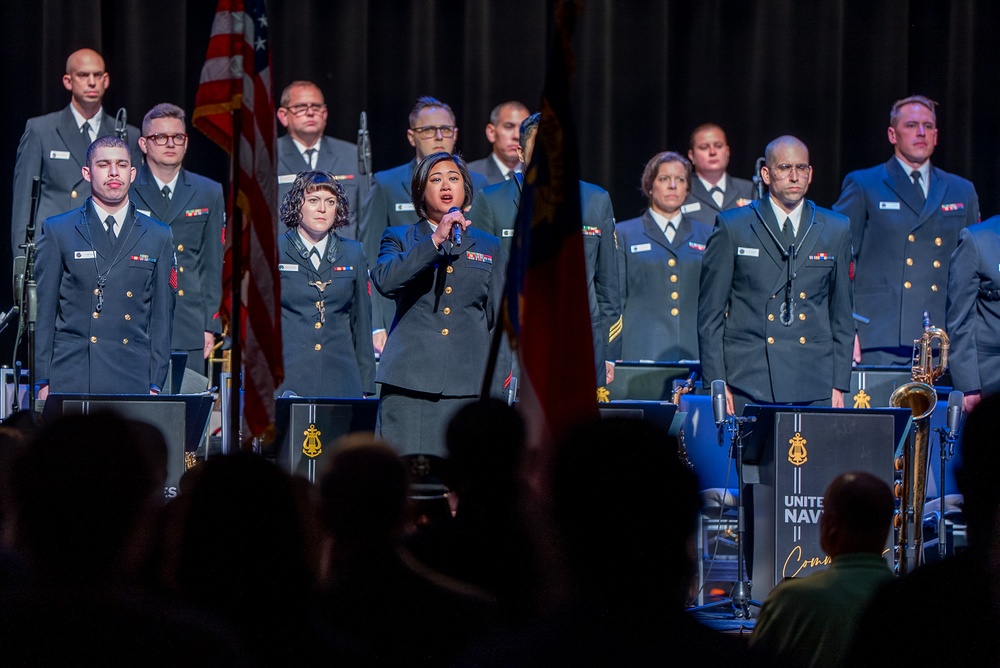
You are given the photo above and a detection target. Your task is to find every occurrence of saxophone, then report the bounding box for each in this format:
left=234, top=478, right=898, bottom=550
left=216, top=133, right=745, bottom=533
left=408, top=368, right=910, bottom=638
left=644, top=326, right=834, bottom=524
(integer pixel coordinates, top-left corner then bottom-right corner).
left=889, top=313, right=949, bottom=575
left=671, top=373, right=697, bottom=471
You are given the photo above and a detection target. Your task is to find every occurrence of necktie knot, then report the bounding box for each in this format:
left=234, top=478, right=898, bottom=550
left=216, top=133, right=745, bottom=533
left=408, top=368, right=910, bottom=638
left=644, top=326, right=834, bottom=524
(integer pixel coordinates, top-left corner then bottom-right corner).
left=105, top=215, right=117, bottom=241
left=161, top=185, right=171, bottom=200
left=304, top=148, right=317, bottom=169
left=81, top=122, right=93, bottom=139
left=709, top=185, right=724, bottom=207
left=911, top=170, right=926, bottom=202
left=782, top=217, right=795, bottom=246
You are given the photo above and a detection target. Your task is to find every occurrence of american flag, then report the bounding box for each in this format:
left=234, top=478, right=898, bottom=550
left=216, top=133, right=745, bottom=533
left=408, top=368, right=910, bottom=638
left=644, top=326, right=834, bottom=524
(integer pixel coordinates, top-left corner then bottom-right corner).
left=193, top=0, right=282, bottom=438
left=504, top=0, right=597, bottom=450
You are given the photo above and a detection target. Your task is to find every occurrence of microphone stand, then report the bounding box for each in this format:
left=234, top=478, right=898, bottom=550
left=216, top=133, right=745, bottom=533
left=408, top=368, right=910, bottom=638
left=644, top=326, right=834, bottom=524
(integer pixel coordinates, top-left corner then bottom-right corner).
left=11, top=177, right=41, bottom=416
left=931, top=423, right=958, bottom=560
left=752, top=157, right=766, bottom=200
left=691, top=412, right=762, bottom=619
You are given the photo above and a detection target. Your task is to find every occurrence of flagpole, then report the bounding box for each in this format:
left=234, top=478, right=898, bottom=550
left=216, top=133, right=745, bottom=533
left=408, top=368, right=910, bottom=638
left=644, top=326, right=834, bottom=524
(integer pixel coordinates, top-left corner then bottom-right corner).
left=229, top=103, right=244, bottom=450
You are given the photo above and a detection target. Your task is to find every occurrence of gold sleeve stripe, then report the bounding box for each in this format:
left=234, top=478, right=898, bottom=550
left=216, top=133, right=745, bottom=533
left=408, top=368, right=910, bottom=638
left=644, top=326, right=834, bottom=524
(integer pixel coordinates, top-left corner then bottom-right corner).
left=608, top=315, right=623, bottom=342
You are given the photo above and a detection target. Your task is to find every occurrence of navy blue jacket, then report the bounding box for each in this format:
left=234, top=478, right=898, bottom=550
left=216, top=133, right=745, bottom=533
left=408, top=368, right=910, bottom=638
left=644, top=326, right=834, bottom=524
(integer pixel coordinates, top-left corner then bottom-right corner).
left=35, top=200, right=175, bottom=393
left=372, top=221, right=504, bottom=396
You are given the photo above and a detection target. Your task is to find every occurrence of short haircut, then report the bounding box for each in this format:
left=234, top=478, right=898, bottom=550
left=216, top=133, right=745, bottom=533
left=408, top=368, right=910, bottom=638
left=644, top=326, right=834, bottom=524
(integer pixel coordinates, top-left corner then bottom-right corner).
left=640, top=151, right=692, bottom=200
left=408, top=96, right=455, bottom=128
left=85, top=135, right=130, bottom=167
left=142, top=102, right=185, bottom=136
left=957, top=393, right=1000, bottom=542
left=890, top=95, right=938, bottom=127
left=489, top=101, right=529, bottom=126
left=519, top=112, right=541, bottom=151
left=279, top=171, right=351, bottom=230
left=280, top=80, right=323, bottom=108
left=411, top=152, right=474, bottom=219
left=764, top=135, right=809, bottom=166
left=689, top=122, right=726, bottom=150
left=823, top=471, right=894, bottom=543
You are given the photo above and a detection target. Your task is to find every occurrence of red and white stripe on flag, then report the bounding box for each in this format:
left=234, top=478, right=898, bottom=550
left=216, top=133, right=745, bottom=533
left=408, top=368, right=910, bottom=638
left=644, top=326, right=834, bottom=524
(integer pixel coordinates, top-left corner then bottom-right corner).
left=192, top=0, right=282, bottom=437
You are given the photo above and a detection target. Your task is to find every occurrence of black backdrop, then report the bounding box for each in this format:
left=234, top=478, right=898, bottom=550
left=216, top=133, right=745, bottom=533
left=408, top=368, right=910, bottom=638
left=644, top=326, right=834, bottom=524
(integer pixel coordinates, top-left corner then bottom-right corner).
left=1, top=0, right=997, bottom=359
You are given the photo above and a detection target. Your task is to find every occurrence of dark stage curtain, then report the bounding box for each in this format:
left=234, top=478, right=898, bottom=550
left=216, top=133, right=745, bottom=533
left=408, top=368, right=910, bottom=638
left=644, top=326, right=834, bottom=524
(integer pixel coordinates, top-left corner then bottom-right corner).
left=1, top=0, right=996, bottom=352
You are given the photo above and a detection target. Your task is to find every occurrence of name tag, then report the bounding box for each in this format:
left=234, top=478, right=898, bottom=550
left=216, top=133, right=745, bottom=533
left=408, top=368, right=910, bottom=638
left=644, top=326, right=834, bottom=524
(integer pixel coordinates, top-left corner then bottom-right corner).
left=737, top=247, right=759, bottom=257
left=278, top=264, right=298, bottom=272
left=680, top=202, right=702, bottom=214
left=278, top=174, right=296, bottom=184
left=501, top=229, right=514, bottom=238
left=879, top=201, right=900, bottom=210
left=137, top=209, right=152, bottom=217
left=394, top=202, right=415, bottom=212
left=50, top=150, right=71, bottom=160
left=73, top=250, right=96, bottom=259
left=630, top=243, right=652, bottom=254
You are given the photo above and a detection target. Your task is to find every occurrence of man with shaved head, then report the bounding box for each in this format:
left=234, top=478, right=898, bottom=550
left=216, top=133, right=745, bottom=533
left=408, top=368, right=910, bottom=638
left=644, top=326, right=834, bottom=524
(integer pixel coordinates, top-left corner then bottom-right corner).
left=12, top=48, right=141, bottom=255
left=467, top=101, right=529, bottom=185
left=698, top=135, right=853, bottom=414
left=750, top=471, right=894, bottom=668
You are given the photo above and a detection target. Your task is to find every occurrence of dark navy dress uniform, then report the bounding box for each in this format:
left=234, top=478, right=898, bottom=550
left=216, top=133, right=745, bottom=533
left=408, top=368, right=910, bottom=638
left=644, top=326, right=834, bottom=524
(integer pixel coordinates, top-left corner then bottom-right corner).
left=360, top=161, right=489, bottom=333
left=467, top=177, right=621, bottom=383
left=616, top=211, right=711, bottom=361
left=35, top=200, right=176, bottom=394
left=371, top=221, right=504, bottom=456
left=946, top=216, right=1000, bottom=397
left=11, top=105, right=141, bottom=255
left=277, top=135, right=363, bottom=240
left=680, top=173, right=755, bottom=228
left=833, top=158, right=979, bottom=360
left=698, top=200, right=854, bottom=404
left=130, top=165, right=224, bottom=360
left=276, top=229, right=375, bottom=398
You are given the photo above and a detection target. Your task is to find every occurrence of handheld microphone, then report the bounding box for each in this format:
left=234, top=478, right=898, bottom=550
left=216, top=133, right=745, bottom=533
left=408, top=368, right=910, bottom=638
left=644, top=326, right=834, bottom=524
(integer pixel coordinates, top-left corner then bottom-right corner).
left=947, top=390, right=963, bottom=439
left=448, top=206, right=462, bottom=246
left=712, top=379, right=727, bottom=426
left=115, top=108, right=128, bottom=143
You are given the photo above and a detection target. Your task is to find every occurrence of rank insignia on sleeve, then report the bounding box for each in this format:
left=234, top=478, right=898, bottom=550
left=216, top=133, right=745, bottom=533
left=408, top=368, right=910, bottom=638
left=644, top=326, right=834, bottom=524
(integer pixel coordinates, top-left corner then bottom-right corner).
left=582, top=226, right=602, bottom=237
left=941, top=202, right=965, bottom=212
left=184, top=208, right=210, bottom=217
left=466, top=251, right=493, bottom=264
left=808, top=252, right=834, bottom=261
left=688, top=242, right=706, bottom=251
left=169, top=253, right=179, bottom=290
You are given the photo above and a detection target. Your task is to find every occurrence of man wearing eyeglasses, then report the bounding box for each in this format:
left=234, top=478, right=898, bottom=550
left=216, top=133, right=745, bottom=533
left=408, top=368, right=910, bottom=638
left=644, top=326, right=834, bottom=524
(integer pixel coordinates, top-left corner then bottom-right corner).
left=833, top=95, right=980, bottom=365
left=699, top=136, right=853, bottom=414
left=130, top=103, right=223, bottom=380
left=276, top=81, right=363, bottom=239
left=359, top=96, right=488, bottom=353
left=12, top=48, right=141, bottom=257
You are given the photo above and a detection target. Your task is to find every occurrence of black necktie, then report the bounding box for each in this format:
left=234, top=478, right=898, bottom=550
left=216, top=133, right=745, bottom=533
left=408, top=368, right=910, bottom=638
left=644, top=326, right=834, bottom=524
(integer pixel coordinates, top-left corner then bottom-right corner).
left=911, top=170, right=925, bottom=203
left=81, top=122, right=93, bottom=141
left=161, top=185, right=171, bottom=202
left=105, top=215, right=117, bottom=242
left=304, top=148, right=316, bottom=170
left=783, top=217, right=795, bottom=247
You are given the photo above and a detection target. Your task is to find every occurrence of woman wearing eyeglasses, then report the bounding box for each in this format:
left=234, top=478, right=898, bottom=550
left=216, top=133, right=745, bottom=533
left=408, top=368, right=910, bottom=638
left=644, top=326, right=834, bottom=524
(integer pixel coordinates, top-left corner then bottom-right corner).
left=276, top=171, right=375, bottom=398
left=616, top=152, right=711, bottom=362
left=371, top=152, right=505, bottom=457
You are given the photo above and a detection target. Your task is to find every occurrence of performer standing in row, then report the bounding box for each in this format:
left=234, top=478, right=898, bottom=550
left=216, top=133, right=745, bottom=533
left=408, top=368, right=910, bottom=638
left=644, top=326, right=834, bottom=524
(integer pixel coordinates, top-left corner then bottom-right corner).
left=276, top=81, right=363, bottom=240
left=617, top=152, right=710, bottom=362
left=276, top=172, right=375, bottom=398
left=833, top=95, right=979, bottom=365
left=946, top=215, right=1000, bottom=413
left=371, top=153, right=503, bottom=457
left=698, top=136, right=853, bottom=414
left=12, top=48, right=141, bottom=256
left=35, top=135, right=176, bottom=398
left=467, top=101, right=529, bottom=185
left=130, top=103, right=224, bottom=378
left=681, top=123, right=755, bottom=229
